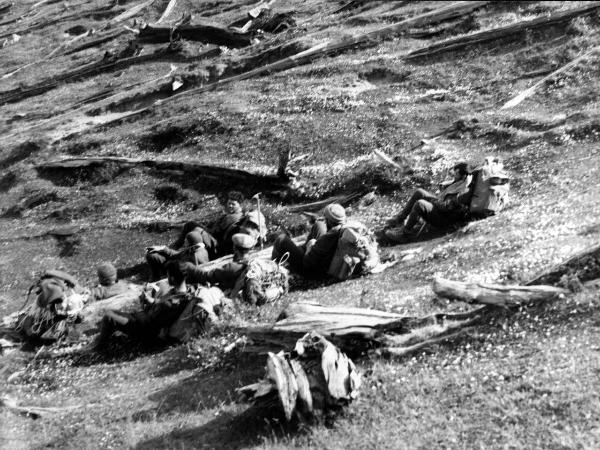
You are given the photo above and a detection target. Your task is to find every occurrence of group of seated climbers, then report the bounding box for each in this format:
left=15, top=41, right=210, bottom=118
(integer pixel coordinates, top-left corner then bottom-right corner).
left=145, top=190, right=266, bottom=281
left=17, top=158, right=507, bottom=350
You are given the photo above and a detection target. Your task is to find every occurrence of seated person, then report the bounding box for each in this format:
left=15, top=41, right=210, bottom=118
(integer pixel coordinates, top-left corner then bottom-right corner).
left=186, top=233, right=256, bottom=296
left=89, top=262, right=130, bottom=301
left=271, top=203, right=346, bottom=279
left=91, top=261, right=193, bottom=350
left=384, top=162, right=472, bottom=244
left=170, top=190, right=247, bottom=261
left=146, top=230, right=210, bottom=282
left=237, top=209, right=267, bottom=246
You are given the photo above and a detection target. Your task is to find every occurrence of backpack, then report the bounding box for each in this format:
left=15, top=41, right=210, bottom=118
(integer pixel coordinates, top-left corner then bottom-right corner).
left=232, top=258, right=289, bottom=306
left=16, top=270, right=87, bottom=341
left=469, top=157, right=510, bottom=217
left=327, top=221, right=380, bottom=281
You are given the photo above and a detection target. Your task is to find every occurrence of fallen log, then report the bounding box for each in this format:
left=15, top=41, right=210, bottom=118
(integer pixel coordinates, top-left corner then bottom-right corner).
left=240, top=302, right=484, bottom=355
left=406, top=2, right=600, bottom=59
left=526, top=243, right=600, bottom=286
left=35, top=156, right=292, bottom=191
left=0, top=42, right=196, bottom=105
left=62, top=29, right=127, bottom=56
left=501, top=45, right=600, bottom=109
left=0, top=1, right=12, bottom=17
left=155, top=0, right=177, bottom=24
left=109, top=0, right=155, bottom=25
left=137, top=22, right=253, bottom=47
left=432, top=277, right=568, bottom=307
left=286, top=192, right=363, bottom=213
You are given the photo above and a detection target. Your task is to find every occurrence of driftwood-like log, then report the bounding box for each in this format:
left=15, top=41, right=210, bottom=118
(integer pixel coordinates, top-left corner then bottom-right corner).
left=526, top=243, right=600, bottom=286
left=238, top=332, right=361, bottom=422
left=35, top=156, right=291, bottom=190
left=407, top=2, right=600, bottom=59
left=433, top=277, right=568, bottom=307
left=0, top=42, right=195, bottom=105
left=501, top=46, right=600, bottom=109
left=240, top=302, right=484, bottom=355
left=62, top=29, right=128, bottom=56
left=286, top=192, right=363, bottom=213
left=137, top=22, right=252, bottom=47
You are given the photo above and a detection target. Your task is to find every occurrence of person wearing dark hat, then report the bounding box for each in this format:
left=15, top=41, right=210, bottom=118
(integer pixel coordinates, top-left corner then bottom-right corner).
left=384, top=162, right=473, bottom=244
left=272, top=203, right=347, bottom=279
left=89, top=262, right=130, bottom=301
left=146, top=228, right=211, bottom=281
left=91, top=260, right=194, bottom=350
left=166, top=191, right=247, bottom=263
left=186, top=233, right=256, bottom=294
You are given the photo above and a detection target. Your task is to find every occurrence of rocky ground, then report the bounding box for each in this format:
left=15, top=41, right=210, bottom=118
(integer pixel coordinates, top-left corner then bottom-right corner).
left=1, top=1, right=600, bottom=448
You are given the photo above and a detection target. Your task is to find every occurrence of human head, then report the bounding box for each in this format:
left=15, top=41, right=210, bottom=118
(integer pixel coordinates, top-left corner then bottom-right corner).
left=452, top=162, right=472, bottom=181
left=186, top=230, right=204, bottom=247
left=231, top=233, right=256, bottom=258
left=165, top=260, right=188, bottom=287
left=97, top=262, right=117, bottom=286
left=225, top=191, right=244, bottom=214
left=322, top=203, right=346, bottom=229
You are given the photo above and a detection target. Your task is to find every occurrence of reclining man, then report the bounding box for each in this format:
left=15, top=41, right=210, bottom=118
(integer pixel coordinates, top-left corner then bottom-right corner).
left=185, top=233, right=256, bottom=301
left=384, top=162, right=472, bottom=244
left=91, top=260, right=193, bottom=350
left=146, top=229, right=210, bottom=282
left=89, top=262, right=131, bottom=301
left=271, top=203, right=346, bottom=279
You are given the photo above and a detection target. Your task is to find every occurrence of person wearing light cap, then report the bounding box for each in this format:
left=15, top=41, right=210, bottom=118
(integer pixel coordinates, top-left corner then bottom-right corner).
left=89, top=262, right=130, bottom=301
left=146, top=228, right=211, bottom=281
left=272, top=203, right=347, bottom=278
left=186, top=233, right=256, bottom=296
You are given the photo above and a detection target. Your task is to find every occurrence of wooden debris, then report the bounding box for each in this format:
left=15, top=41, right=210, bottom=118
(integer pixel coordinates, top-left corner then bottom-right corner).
left=501, top=46, right=600, bottom=109
left=407, top=2, right=600, bottom=59
left=137, top=22, right=253, bottom=47
left=526, top=243, right=600, bottom=286
left=240, top=302, right=484, bottom=355
left=155, top=0, right=177, bottom=24
left=1, top=395, right=84, bottom=419
left=433, top=277, right=568, bottom=307
left=237, top=332, right=360, bottom=421
left=62, top=29, right=127, bottom=56
left=110, top=0, right=155, bottom=25
left=286, top=192, right=363, bottom=213
left=373, top=148, right=406, bottom=171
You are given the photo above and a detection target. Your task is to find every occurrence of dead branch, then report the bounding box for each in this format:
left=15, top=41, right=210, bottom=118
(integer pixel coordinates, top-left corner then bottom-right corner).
left=433, top=277, right=568, bottom=307
left=526, top=243, right=600, bottom=286
left=109, top=0, right=155, bottom=24
left=137, top=22, right=253, bottom=47
left=286, top=192, right=363, bottom=213
left=62, top=29, right=127, bottom=56
left=407, top=2, right=600, bottom=59
left=381, top=328, right=472, bottom=359
left=155, top=0, right=177, bottom=24
left=501, top=46, right=600, bottom=109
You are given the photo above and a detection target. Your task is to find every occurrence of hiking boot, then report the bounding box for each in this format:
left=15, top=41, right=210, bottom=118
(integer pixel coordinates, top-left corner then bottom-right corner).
left=384, top=226, right=414, bottom=244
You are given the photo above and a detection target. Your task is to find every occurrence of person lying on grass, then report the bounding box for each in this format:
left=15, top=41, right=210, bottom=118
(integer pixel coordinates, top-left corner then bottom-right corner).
left=90, top=260, right=194, bottom=350
left=384, top=162, right=473, bottom=244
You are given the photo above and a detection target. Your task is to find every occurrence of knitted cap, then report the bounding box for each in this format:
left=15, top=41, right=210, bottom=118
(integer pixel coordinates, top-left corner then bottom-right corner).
left=97, top=262, right=117, bottom=285
left=232, top=233, right=257, bottom=250
left=323, top=203, right=346, bottom=225
left=186, top=230, right=204, bottom=246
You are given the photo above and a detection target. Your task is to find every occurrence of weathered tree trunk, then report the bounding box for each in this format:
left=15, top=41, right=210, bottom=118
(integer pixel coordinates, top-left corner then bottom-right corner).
left=526, top=243, right=600, bottom=286
left=62, top=29, right=128, bottom=56
left=239, top=302, right=484, bottom=355
left=432, top=277, right=568, bottom=307
left=501, top=46, right=600, bottom=109
left=137, top=22, right=253, bottom=47
left=406, top=2, right=600, bottom=59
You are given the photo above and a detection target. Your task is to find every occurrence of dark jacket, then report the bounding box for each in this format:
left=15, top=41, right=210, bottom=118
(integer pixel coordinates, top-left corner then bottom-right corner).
left=303, top=225, right=343, bottom=276
left=186, top=257, right=249, bottom=290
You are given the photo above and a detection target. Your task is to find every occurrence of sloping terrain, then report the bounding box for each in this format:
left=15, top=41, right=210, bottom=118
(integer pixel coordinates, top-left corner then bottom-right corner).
left=1, top=1, right=600, bottom=448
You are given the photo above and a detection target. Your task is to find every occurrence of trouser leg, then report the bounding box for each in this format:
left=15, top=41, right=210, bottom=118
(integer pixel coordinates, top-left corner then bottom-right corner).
left=272, top=234, right=305, bottom=274
left=146, top=252, right=167, bottom=282
left=390, top=189, right=437, bottom=226
left=405, top=199, right=434, bottom=231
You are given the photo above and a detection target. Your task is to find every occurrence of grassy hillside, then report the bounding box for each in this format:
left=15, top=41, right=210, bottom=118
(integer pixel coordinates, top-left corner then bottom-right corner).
left=1, top=1, right=600, bottom=448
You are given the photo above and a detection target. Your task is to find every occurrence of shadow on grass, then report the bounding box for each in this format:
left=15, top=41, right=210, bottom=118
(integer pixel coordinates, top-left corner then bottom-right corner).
left=135, top=406, right=309, bottom=449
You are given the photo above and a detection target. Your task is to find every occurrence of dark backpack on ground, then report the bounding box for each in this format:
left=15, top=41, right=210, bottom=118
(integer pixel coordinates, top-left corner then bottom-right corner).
left=232, top=258, right=289, bottom=306
left=327, top=221, right=380, bottom=281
